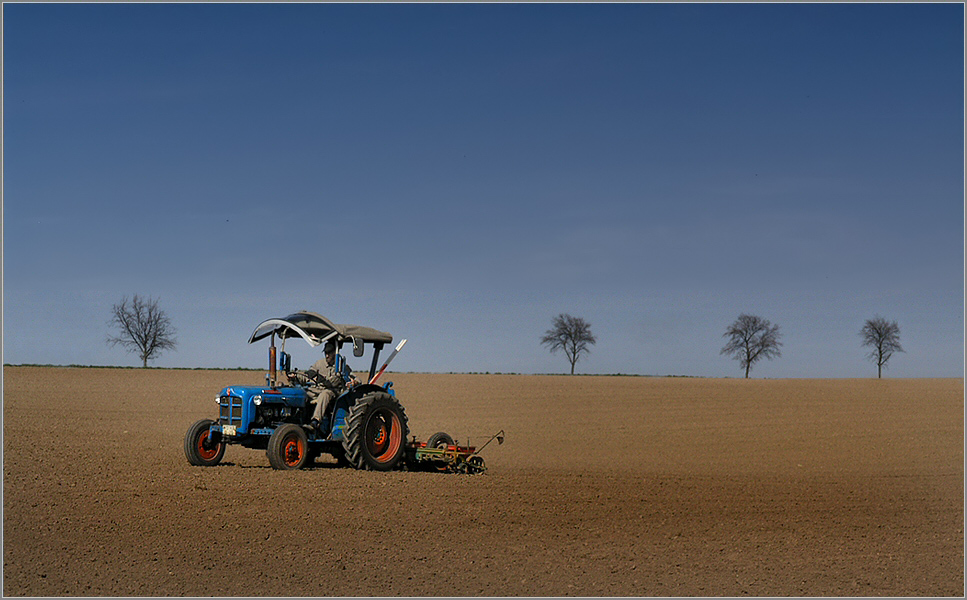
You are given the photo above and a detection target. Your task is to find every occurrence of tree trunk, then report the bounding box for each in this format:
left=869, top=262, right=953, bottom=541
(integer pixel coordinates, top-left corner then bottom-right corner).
left=570, top=361, right=575, bottom=375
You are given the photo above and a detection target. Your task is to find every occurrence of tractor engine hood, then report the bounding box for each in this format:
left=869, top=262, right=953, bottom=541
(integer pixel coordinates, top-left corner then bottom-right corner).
left=248, top=311, right=393, bottom=347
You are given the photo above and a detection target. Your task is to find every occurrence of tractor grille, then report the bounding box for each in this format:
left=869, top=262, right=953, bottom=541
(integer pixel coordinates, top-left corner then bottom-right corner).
left=219, top=396, right=243, bottom=425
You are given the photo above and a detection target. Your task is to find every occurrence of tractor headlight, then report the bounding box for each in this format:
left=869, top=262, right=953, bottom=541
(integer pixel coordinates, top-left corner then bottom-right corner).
left=253, top=395, right=263, bottom=406
left=214, top=395, right=221, bottom=404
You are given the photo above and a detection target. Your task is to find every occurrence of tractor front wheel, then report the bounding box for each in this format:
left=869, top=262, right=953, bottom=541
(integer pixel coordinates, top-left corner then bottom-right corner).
left=185, top=419, right=226, bottom=467
left=267, top=424, right=310, bottom=470
left=342, top=392, right=409, bottom=471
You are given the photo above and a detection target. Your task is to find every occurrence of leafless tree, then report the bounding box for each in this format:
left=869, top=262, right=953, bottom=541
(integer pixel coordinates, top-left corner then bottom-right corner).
left=107, top=295, right=177, bottom=367
left=541, top=313, right=596, bottom=375
left=721, top=314, right=782, bottom=378
left=860, top=316, right=903, bottom=378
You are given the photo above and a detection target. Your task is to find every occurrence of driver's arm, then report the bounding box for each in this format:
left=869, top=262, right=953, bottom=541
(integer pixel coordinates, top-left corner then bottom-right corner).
left=322, top=367, right=343, bottom=390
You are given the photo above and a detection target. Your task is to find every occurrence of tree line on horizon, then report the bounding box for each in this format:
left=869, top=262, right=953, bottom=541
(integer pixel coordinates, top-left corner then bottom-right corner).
left=541, top=312, right=904, bottom=379
left=104, top=295, right=905, bottom=378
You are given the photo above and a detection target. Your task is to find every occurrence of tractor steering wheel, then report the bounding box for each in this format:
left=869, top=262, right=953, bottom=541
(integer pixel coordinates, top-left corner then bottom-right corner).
left=304, top=369, right=324, bottom=385
left=286, top=369, right=311, bottom=387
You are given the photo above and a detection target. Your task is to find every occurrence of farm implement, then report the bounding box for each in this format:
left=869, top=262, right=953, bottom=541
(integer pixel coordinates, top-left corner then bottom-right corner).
left=184, top=311, right=502, bottom=474
left=405, top=430, right=505, bottom=474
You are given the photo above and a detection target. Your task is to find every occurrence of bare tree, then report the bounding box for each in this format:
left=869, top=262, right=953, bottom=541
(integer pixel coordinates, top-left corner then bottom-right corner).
left=541, top=313, right=596, bottom=375
left=107, top=295, right=177, bottom=367
left=860, top=316, right=903, bottom=378
left=721, top=314, right=782, bottom=378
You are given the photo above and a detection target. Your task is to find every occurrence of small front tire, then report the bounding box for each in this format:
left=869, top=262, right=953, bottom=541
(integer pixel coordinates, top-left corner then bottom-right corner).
left=185, top=419, right=226, bottom=467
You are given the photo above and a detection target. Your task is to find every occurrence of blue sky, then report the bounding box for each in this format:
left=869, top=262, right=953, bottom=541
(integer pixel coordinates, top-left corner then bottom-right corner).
left=3, top=3, right=964, bottom=377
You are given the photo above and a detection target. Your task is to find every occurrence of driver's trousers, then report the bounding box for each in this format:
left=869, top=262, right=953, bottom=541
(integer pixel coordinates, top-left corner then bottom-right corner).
left=307, top=387, right=338, bottom=422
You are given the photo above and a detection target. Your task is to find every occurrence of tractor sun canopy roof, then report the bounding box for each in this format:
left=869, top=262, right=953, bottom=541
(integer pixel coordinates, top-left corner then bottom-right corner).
left=248, top=311, right=393, bottom=347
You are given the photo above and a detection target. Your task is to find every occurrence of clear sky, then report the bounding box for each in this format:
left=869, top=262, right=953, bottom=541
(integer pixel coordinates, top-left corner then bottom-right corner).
left=3, top=3, right=964, bottom=378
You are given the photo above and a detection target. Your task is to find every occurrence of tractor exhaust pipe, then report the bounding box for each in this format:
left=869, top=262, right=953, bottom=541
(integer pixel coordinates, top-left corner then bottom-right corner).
left=268, top=333, right=277, bottom=387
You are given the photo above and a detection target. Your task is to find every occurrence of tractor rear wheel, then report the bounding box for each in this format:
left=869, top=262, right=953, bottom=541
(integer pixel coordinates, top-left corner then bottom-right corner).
left=342, top=392, right=409, bottom=471
left=267, top=424, right=310, bottom=470
left=185, top=419, right=226, bottom=466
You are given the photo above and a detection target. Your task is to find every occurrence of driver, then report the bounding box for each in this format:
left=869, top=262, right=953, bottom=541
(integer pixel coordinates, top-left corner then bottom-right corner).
left=305, top=340, right=358, bottom=431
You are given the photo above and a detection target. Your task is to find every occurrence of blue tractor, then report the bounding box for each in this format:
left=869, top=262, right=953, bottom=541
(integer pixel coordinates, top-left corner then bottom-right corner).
left=184, top=311, right=409, bottom=471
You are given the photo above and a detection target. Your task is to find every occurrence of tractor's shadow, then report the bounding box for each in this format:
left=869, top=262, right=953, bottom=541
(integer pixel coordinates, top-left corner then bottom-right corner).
left=229, top=461, right=346, bottom=470
left=213, top=462, right=462, bottom=474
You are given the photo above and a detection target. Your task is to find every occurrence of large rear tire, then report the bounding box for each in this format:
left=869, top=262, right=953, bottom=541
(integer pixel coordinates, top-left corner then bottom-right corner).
left=342, top=392, right=409, bottom=471
left=266, top=424, right=310, bottom=470
left=185, top=419, right=226, bottom=467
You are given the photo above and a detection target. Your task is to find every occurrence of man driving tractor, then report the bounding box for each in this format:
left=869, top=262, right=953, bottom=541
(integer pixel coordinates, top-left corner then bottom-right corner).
left=303, top=340, right=358, bottom=431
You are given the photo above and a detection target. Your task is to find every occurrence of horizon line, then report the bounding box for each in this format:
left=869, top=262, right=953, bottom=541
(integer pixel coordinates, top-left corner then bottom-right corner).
left=3, top=363, right=963, bottom=380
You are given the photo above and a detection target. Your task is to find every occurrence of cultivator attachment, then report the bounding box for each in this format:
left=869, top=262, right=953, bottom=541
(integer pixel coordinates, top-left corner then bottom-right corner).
left=404, top=430, right=504, bottom=474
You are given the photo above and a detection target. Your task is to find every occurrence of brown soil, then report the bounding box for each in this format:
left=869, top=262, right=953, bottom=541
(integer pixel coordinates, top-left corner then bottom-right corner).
left=3, top=367, right=963, bottom=596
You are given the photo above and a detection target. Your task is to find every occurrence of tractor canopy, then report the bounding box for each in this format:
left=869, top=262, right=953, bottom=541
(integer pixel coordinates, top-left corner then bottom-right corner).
left=248, top=311, right=393, bottom=348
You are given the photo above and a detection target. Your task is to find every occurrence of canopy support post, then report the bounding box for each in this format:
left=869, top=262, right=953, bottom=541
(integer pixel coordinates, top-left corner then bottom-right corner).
left=368, top=343, right=384, bottom=383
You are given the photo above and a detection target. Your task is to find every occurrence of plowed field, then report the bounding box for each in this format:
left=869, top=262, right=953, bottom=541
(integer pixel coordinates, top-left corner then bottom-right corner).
left=3, top=367, right=963, bottom=596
